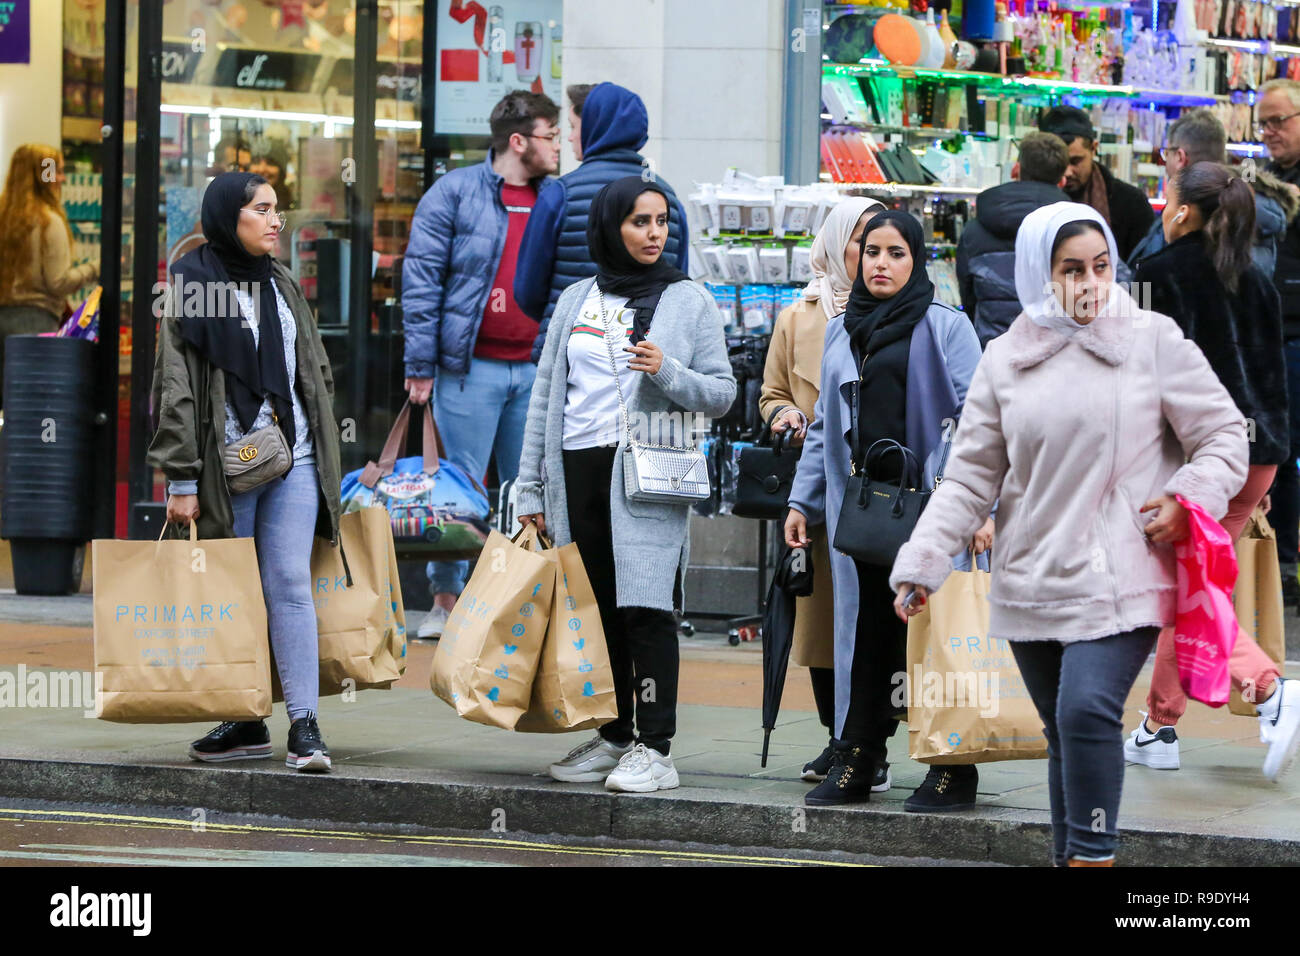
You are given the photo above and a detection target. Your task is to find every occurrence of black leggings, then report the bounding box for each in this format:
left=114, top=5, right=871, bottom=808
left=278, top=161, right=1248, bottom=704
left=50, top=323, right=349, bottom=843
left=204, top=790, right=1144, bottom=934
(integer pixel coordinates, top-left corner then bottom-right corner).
left=563, top=445, right=679, bottom=755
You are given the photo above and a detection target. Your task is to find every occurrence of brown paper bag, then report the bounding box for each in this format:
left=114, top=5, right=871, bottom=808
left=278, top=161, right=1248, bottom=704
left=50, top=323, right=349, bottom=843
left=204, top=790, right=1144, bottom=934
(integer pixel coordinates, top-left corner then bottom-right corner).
left=93, top=523, right=272, bottom=723
left=515, top=541, right=618, bottom=733
left=430, top=527, right=553, bottom=728
left=907, top=568, right=1048, bottom=764
left=1230, top=510, right=1286, bottom=715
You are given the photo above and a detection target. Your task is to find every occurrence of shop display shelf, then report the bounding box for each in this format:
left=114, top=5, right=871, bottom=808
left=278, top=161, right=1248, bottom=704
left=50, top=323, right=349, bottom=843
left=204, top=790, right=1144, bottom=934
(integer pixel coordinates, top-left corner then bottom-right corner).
left=825, top=61, right=1136, bottom=98
left=835, top=181, right=985, bottom=196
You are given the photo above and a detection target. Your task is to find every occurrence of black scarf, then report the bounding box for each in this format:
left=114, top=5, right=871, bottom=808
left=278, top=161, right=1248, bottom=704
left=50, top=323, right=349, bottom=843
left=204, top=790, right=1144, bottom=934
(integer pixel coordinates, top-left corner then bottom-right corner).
left=586, top=176, right=689, bottom=345
left=173, top=172, right=295, bottom=447
left=843, top=209, right=934, bottom=363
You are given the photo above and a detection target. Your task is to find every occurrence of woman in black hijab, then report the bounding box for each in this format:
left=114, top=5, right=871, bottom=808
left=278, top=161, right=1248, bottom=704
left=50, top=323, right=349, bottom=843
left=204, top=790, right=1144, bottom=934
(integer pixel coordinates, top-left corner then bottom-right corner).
left=784, top=208, right=988, bottom=808
left=515, top=176, right=737, bottom=793
left=148, top=172, right=344, bottom=773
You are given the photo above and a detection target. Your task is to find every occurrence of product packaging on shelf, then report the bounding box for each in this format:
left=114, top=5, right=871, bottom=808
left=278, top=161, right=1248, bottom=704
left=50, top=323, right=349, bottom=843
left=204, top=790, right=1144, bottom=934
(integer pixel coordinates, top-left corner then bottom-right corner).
left=696, top=242, right=730, bottom=282
left=790, top=243, right=813, bottom=284
left=726, top=245, right=761, bottom=285
left=706, top=282, right=741, bottom=333
left=759, top=245, right=790, bottom=284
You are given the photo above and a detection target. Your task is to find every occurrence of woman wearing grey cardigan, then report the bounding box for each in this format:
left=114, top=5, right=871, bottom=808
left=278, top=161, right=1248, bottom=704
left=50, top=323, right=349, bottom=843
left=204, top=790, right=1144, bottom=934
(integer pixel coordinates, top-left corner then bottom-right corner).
left=515, top=177, right=736, bottom=793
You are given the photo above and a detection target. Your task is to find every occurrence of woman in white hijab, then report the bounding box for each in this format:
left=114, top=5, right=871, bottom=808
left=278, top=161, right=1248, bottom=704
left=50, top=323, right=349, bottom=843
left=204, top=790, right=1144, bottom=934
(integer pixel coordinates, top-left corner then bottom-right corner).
left=890, top=202, right=1249, bottom=866
left=758, top=196, right=883, bottom=784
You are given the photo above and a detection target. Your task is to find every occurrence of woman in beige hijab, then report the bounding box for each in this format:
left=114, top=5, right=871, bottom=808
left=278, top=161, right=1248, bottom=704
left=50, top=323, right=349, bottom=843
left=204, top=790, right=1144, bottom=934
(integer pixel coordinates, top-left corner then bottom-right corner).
left=759, top=195, right=883, bottom=784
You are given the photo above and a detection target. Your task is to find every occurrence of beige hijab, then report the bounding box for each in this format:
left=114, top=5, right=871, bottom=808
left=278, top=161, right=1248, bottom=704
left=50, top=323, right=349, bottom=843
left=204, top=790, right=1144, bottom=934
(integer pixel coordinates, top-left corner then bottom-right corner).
left=803, top=196, right=886, bottom=321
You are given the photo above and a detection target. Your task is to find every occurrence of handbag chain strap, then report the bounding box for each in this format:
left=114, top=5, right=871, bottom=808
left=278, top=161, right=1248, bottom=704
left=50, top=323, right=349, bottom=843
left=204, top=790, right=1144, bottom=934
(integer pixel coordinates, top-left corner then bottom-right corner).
left=596, top=288, right=691, bottom=453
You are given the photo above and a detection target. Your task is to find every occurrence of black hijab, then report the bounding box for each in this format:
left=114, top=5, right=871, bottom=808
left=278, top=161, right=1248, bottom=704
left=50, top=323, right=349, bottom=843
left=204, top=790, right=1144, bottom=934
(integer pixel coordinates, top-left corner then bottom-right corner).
left=174, top=172, right=295, bottom=447
left=587, top=177, right=689, bottom=345
left=843, top=209, right=934, bottom=362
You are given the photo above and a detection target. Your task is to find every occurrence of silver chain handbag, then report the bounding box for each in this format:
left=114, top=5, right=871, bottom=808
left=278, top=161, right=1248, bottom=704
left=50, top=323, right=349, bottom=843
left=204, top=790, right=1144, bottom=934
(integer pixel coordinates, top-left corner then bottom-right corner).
left=597, top=289, right=711, bottom=504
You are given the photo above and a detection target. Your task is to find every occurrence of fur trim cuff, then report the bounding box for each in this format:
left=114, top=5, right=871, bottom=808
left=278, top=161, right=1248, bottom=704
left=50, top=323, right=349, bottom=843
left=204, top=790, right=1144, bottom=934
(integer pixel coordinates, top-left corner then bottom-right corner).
left=891, top=541, right=955, bottom=594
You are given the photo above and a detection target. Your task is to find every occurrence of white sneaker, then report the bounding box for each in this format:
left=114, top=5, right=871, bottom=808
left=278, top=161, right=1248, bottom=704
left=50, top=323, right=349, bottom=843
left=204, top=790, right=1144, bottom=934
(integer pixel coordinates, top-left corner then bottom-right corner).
left=548, top=735, right=632, bottom=783
left=1259, top=678, right=1300, bottom=781
left=603, top=743, right=680, bottom=793
left=415, top=606, right=449, bottom=641
left=1123, top=711, right=1180, bottom=770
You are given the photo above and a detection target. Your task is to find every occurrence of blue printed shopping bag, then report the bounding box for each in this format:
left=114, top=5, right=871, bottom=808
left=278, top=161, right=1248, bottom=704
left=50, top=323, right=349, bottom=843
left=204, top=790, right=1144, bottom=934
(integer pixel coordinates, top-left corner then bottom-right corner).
left=340, top=401, right=491, bottom=559
left=429, top=526, right=554, bottom=729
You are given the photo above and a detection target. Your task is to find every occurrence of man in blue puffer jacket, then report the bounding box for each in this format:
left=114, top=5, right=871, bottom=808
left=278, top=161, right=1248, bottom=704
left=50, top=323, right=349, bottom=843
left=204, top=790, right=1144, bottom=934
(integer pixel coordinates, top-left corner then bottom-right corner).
left=402, top=90, right=560, bottom=639
left=514, top=82, right=689, bottom=360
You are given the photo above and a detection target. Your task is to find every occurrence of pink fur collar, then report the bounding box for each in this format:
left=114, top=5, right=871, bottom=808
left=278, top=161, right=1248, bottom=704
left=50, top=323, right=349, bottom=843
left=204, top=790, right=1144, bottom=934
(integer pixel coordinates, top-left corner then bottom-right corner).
left=1005, top=304, right=1138, bottom=370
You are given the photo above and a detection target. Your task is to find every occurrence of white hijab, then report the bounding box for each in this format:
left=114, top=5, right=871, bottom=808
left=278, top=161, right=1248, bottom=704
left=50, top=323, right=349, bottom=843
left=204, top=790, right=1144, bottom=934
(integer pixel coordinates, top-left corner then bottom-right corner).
left=1014, top=201, right=1124, bottom=336
left=803, top=196, right=886, bottom=321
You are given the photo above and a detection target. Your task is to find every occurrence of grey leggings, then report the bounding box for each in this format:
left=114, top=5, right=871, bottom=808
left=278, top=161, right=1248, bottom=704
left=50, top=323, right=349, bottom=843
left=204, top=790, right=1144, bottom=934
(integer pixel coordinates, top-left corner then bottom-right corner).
left=1011, top=627, right=1159, bottom=864
left=231, top=459, right=320, bottom=721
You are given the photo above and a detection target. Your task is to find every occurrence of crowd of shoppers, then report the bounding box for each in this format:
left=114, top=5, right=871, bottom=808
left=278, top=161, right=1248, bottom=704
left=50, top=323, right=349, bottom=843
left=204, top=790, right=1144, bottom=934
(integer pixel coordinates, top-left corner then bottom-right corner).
left=19, top=67, right=1294, bottom=861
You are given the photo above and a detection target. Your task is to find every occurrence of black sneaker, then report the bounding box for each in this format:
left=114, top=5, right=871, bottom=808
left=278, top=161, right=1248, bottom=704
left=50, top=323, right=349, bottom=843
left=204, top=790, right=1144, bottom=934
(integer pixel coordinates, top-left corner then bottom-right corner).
left=872, top=761, right=892, bottom=793
left=189, top=720, right=272, bottom=763
left=801, top=741, right=836, bottom=782
left=286, top=713, right=332, bottom=773
left=805, top=745, right=875, bottom=806
left=904, top=764, right=978, bottom=813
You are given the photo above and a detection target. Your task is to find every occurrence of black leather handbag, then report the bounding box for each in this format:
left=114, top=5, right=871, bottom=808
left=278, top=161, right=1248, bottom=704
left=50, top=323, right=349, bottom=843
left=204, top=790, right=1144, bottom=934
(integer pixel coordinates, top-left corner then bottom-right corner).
left=733, top=409, right=803, bottom=520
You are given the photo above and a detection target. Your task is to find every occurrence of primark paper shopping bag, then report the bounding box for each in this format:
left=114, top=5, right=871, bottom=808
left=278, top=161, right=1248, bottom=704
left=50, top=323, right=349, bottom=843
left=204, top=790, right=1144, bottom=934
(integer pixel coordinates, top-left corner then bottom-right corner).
left=429, top=526, right=552, bottom=729
left=1230, top=510, right=1285, bottom=715
left=93, top=522, right=272, bottom=723
left=515, top=540, right=617, bottom=733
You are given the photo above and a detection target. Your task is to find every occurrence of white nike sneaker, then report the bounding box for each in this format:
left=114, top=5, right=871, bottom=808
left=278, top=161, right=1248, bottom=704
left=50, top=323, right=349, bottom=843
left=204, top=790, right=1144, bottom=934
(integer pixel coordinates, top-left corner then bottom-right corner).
left=1259, top=678, right=1300, bottom=781
left=603, top=743, right=680, bottom=793
left=1123, top=711, right=1181, bottom=770
left=548, top=735, right=632, bottom=783
left=415, top=606, right=449, bottom=641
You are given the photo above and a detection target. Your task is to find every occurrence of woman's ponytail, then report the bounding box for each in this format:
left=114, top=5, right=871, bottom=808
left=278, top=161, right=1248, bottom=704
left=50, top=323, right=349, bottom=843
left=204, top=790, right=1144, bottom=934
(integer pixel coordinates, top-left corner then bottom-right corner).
left=1177, top=161, right=1256, bottom=293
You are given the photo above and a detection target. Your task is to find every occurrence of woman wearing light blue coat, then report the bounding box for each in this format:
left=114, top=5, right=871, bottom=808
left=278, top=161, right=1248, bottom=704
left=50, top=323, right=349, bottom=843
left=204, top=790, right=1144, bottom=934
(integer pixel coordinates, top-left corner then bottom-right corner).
left=785, top=210, right=986, bottom=807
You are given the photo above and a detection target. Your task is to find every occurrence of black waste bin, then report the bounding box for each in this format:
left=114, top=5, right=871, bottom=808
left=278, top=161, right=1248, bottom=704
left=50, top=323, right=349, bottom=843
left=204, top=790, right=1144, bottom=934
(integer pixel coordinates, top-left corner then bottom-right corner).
left=1, top=335, right=96, bottom=595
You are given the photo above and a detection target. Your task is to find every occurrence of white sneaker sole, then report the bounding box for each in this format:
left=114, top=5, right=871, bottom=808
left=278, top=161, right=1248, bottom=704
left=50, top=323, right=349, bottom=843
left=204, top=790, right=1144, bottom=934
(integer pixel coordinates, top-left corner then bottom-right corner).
left=1263, top=703, right=1300, bottom=781
left=872, top=769, right=892, bottom=793
left=1124, top=739, right=1180, bottom=770
left=189, top=744, right=272, bottom=763
left=605, top=766, right=680, bottom=793
left=287, top=750, right=332, bottom=773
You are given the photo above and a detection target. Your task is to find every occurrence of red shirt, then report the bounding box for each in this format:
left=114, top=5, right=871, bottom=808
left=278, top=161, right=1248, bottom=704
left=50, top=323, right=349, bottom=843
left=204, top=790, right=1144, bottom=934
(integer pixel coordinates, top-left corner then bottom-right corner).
left=474, top=182, right=539, bottom=361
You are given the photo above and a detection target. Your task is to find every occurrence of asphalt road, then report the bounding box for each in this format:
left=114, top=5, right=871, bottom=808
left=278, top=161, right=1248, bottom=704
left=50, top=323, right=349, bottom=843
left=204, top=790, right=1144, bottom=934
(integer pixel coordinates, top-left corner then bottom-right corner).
left=0, top=800, right=987, bottom=867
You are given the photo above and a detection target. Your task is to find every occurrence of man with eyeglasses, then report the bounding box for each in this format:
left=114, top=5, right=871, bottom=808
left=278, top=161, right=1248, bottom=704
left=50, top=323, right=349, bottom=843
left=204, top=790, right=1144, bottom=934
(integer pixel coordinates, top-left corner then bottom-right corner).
left=402, top=89, right=561, bottom=639
left=1258, top=78, right=1300, bottom=612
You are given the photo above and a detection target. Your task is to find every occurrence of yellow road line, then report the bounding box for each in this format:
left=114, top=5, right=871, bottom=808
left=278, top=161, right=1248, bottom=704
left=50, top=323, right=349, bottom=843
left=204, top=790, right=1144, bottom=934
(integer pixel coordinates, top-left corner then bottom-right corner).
left=0, top=808, right=869, bottom=867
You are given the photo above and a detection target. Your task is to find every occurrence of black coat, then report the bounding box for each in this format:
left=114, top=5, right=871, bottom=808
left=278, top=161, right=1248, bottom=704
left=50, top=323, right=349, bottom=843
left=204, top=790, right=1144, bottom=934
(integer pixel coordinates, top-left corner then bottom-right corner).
left=1069, top=162, right=1156, bottom=263
left=956, top=179, right=1069, bottom=347
left=1266, top=158, right=1300, bottom=336
left=1134, top=231, right=1289, bottom=465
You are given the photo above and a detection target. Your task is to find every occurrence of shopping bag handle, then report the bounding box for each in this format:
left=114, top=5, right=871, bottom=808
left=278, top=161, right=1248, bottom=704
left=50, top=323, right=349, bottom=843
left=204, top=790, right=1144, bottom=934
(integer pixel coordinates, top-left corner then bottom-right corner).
left=358, top=400, right=448, bottom=488
left=157, top=520, right=198, bottom=542
left=511, top=523, right=552, bottom=551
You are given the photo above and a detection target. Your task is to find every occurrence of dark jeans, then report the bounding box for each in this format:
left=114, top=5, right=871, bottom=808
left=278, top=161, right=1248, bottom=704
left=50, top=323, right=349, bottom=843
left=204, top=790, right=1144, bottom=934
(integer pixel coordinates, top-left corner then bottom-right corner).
left=1270, top=338, right=1300, bottom=567
left=839, top=561, right=907, bottom=765
left=1011, top=627, right=1159, bottom=864
left=810, top=666, right=835, bottom=732
left=564, top=445, right=679, bottom=755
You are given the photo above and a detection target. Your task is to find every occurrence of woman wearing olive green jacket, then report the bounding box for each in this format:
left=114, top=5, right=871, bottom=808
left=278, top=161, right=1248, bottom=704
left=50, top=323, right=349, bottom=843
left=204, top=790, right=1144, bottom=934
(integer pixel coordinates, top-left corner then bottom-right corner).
left=147, top=172, right=342, bottom=773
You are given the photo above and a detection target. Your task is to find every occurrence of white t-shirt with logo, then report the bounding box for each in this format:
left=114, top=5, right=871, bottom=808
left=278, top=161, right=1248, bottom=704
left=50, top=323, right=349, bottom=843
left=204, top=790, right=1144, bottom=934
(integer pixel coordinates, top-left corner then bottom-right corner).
left=564, top=288, right=634, bottom=450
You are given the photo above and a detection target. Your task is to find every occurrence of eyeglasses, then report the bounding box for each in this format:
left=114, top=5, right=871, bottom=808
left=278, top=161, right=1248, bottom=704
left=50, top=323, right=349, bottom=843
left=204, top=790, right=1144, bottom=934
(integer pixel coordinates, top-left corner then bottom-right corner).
left=241, top=206, right=286, bottom=229
left=528, top=131, right=562, bottom=144
left=1257, top=111, right=1300, bottom=136
left=1157, top=145, right=1182, bottom=166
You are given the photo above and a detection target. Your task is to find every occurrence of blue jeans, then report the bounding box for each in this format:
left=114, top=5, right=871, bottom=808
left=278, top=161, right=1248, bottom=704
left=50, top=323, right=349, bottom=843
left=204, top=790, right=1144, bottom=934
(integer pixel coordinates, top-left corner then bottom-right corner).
left=1270, top=339, right=1300, bottom=567
left=231, top=460, right=321, bottom=722
left=1010, top=627, right=1158, bottom=864
left=427, top=357, right=537, bottom=596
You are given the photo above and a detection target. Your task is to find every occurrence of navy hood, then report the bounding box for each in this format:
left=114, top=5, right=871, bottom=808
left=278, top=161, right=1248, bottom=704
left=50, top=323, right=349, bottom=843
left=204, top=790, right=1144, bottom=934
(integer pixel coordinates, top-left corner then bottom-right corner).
left=580, top=82, right=649, bottom=158
left=975, top=180, right=1069, bottom=241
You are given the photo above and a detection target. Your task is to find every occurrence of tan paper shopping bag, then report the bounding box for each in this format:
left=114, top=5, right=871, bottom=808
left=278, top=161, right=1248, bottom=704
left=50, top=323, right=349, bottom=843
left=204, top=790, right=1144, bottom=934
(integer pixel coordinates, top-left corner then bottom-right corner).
left=286, top=506, right=407, bottom=699
left=907, top=568, right=1047, bottom=764
left=515, top=541, right=618, bottom=733
left=93, top=522, right=272, bottom=723
left=1230, top=510, right=1286, bottom=715
left=429, top=526, right=553, bottom=729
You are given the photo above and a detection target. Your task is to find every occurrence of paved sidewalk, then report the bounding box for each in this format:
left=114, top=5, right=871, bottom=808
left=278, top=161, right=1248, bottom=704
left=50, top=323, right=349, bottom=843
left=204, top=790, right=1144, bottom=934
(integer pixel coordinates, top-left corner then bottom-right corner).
left=0, top=601, right=1298, bottom=865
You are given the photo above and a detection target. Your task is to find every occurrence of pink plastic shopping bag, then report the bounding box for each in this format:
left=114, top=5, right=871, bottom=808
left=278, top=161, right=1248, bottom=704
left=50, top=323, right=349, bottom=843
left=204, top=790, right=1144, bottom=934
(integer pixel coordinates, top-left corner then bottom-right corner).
left=1172, top=494, right=1239, bottom=707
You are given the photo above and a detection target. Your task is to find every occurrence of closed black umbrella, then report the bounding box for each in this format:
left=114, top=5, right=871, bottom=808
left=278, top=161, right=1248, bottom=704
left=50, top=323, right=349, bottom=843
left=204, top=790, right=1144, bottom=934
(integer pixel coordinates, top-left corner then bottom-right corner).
left=760, top=543, right=815, bottom=767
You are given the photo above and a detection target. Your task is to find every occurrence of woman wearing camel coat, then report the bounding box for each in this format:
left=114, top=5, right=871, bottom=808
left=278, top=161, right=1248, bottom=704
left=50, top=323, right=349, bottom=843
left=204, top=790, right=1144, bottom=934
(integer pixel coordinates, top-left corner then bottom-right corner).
left=758, top=196, right=881, bottom=782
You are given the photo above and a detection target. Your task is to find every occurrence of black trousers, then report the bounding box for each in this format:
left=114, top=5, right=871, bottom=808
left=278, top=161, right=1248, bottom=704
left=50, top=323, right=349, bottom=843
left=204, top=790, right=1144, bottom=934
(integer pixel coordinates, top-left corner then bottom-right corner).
left=563, top=445, right=679, bottom=755
left=809, top=666, right=835, bottom=732
left=839, top=561, right=907, bottom=765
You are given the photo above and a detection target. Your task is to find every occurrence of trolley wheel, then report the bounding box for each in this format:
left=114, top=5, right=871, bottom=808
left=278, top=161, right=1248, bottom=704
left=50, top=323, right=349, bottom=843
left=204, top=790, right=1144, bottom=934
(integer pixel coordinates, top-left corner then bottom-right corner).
left=727, top=629, right=741, bottom=646
left=678, top=620, right=695, bottom=638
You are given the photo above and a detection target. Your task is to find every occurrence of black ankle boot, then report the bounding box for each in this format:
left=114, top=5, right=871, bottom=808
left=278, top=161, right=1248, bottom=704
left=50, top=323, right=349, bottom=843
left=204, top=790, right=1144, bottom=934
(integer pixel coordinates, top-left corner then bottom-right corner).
left=805, top=743, right=875, bottom=806
left=904, top=763, right=978, bottom=813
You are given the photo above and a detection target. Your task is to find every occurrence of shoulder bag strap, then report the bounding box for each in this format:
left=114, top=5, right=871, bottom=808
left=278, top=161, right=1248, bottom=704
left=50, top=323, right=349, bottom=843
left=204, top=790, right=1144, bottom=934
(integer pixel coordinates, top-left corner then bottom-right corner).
left=597, top=288, right=638, bottom=449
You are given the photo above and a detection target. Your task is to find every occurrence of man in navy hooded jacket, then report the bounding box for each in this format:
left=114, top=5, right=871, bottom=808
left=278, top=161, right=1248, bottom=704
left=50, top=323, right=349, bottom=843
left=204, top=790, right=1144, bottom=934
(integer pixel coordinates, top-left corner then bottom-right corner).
left=513, top=81, right=689, bottom=360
